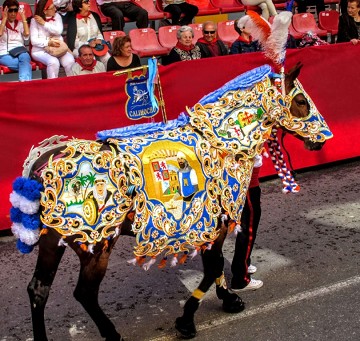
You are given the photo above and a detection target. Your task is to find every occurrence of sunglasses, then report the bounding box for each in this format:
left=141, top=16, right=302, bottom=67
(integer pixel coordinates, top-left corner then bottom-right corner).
left=82, top=0, right=90, bottom=3
left=8, top=8, right=19, bottom=13
left=204, top=30, right=216, bottom=34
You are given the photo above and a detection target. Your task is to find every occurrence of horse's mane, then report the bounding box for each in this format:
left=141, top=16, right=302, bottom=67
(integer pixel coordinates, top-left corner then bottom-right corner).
left=96, top=65, right=272, bottom=141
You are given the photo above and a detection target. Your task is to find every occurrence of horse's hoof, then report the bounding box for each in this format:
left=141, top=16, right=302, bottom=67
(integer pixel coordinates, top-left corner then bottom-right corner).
left=175, top=316, right=197, bottom=339
left=222, top=295, right=245, bottom=314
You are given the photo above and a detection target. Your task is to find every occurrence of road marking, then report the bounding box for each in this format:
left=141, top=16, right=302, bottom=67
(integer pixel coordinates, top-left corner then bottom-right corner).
left=148, top=275, right=360, bottom=341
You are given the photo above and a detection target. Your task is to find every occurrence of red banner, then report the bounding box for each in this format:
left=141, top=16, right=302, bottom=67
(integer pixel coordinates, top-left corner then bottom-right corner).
left=1, top=43, right=360, bottom=229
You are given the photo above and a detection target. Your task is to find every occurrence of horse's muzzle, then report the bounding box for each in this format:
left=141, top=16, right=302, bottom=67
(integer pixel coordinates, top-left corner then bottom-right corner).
left=305, top=140, right=325, bottom=151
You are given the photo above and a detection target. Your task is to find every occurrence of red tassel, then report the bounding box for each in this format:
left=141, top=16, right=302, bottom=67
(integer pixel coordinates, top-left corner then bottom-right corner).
left=158, top=258, right=167, bottom=269
left=179, top=253, right=188, bottom=264
left=136, top=256, right=146, bottom=266
left=80, top=243, right=87, bottom=252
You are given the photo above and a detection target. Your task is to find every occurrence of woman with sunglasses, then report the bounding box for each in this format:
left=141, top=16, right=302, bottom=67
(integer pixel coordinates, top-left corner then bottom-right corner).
left=0, top=0, right=32, bottom=81
left=30, top=0, right=75, bottom=78
left=195, top=21, right=228, bottom=58
left=67, top=0, right=110, bottom=65
left=162, top=25, right=205, bottom=65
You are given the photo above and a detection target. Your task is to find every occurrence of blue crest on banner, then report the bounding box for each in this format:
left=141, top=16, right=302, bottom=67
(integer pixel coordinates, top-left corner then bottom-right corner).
left=125, top=74, right=159, bottom=120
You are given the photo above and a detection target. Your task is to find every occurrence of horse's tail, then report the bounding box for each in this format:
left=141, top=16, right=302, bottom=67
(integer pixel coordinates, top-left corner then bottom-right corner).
left=9, top=176, right=44, bottom=254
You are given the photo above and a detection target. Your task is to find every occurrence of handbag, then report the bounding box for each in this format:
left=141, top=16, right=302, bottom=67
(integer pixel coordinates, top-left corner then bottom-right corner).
left=44, top=39, right=69, bottom=58
left=9, top=46, right=28, bottom=57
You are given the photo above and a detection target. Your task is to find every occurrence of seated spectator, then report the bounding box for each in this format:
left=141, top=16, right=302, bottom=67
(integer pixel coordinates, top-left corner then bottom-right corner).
left=30, top=0, right=75, bottom=78
left=67, top=0, right=110, bottom=65
left=241, top=0, right=277, bottom=20
left=230, top=17, right=260, bottom=54
left=337, top=0, right=360, bottom=44
left=53, top=0, right=72, bottom=24
left=97, top=0, right=149, bottom=31
left=72, top=44, right=105, bottom=75
left=106, top=35, right=141, bottom=71
left=196, top=21, right=228, bottom=57
left=297, top=0, right=325, bottom=17
left=162, top=25, right=203, bottom=65
left=162, top=0, right=198, bottom=26
left=0, top=0, right=32, bottom=81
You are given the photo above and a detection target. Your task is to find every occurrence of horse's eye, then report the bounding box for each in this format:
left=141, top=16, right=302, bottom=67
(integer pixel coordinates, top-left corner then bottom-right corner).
left=297, top=100, right=307, bottom=106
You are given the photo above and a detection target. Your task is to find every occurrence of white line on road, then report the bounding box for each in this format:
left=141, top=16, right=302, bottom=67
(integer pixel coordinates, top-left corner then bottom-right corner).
left=148, top=275, right=360, bottom=341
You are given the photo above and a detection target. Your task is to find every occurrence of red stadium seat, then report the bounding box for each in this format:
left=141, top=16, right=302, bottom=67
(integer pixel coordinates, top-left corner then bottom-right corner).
left=103, top=30, right=126, bottom=47
left=137, top=0, right=165, bottom=20
left=318, top=10, right=339, bottom=35
left=217, top=20, right=238, bottom=47
left=129, top=28, right=169, bottom=57
left=189, top=23, right=204, bottom=43
left=90, top=0, right=110, bottom=25
left=210, top=0, right=245, bottom=14
left=89, top=0, right=131, bottom=27
left=186, top=0, right=220, bottom=16
left=158, top=25, right=180, bottom=49
left=292, top=12, right=328, bottom=37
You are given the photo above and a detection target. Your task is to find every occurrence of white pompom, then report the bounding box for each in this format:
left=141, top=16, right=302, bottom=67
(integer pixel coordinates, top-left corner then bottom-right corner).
left=143, top=258, right=156, bottom=271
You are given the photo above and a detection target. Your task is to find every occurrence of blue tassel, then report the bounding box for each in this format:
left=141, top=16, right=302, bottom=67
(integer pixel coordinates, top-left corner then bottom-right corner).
left=21, top=179, right=43, bottom=201
left=17, top=239, right=34, bottom=254
left=13, top=177, right=26, bottom=192
left=22, top=214, right=41, bottom=230
left=10, top=207, right=23, bottom=223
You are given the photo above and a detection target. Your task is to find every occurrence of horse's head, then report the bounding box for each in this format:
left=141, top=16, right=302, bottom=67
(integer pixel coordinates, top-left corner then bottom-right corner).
left=281, top=62, right=333, bottom=151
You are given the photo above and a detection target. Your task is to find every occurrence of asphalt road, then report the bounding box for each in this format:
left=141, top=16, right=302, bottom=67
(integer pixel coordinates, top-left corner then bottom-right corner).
left=1, top=159, right=359, bottom=341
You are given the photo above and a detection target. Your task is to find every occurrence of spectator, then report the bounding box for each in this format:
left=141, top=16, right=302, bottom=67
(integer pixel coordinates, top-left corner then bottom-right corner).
left=230, top=17, right=260, bottom=54
left=67, top=0, right=110, bottom=65
left=72, top=44, right=106, bottom=75
left=196, top=21, right=228, bottom=58
left=106, top=35, right=141, bottom=71
left=297, top=0, right=325, bottom=17
left=162, top=0, right=198, bottom=26
left=0, top=0, right=32, bottom=81
left=231, top=155, right=264, bottom=292
left=30, top=0, right=75, bottom=78
left=337, top=0, right=360, bottom=44
left=97, top=0, right=149, bottom=31
left=241, top=0, right=277, bottom=20
left=162, top=25, right=203, bottom=65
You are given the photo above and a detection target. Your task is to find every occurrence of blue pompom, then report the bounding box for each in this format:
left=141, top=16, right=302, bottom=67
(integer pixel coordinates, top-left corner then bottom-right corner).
left=16, top=239, right=34, bottom=254
left=10, top=207, right=23, bottom=223
left=22, top=179, right=43, bottom=201
left=22, top=214, right=41, bottom=230
left=13, top=177, right=26, bottom=192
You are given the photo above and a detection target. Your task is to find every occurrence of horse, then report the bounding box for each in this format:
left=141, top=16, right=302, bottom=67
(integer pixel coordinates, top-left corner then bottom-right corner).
left=10, top=63, right=332, bottom=341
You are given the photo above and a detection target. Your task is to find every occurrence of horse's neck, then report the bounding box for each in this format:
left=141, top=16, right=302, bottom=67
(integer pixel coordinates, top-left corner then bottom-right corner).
left=189, top=78, right=283, bottom=158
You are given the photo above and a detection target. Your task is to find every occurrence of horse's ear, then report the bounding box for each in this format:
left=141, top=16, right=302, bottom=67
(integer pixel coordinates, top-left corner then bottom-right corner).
left=285, top=62, right=303, bottom=93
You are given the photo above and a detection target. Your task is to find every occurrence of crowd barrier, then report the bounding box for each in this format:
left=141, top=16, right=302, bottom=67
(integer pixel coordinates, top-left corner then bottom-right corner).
left=1, top=42, right=359, bottom=230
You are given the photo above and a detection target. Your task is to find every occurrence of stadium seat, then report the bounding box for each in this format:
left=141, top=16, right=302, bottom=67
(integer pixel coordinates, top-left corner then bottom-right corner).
left=189, top=23, right=204, bottom=43
left=318, top=10, right=339, bottom=35
left=158, top=25, right=180, bottom=50
left=129, top=28, right=169, bottom=57
left=217, top=20, right=238, bottom=47
left=292, top=12, right=328, bottom=37
left=103, top=30, right=126, bottom=47
left=90, top=0, right=110, bottom=25
left=289, top=21, right=304, bottom=40
left=137, top=0, right=165, bottom=20
left=89, top=0, right=131, bottom=28
left=210, top=0, right=245, bottom=14
left=186, top=0, right=220, bottom=16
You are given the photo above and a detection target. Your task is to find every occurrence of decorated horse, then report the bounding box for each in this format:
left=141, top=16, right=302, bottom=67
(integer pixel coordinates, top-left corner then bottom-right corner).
left=9, top=61, right=332, bottom=340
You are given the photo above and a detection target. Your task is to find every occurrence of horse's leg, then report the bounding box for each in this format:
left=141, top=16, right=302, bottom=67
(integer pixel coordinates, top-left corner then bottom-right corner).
left=72, top=237, right=122, bottom=341
left=27, top=229, right=66, bottom=341
left=175, top=223, right=244, bottom=338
